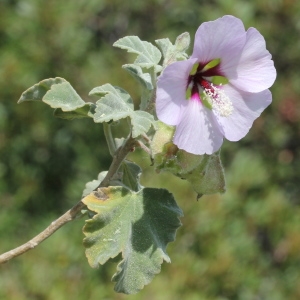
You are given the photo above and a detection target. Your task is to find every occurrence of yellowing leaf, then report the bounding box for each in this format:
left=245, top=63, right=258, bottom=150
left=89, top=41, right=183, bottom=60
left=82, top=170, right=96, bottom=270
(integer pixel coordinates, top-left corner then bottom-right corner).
left=82, top=186, right=183, bottom=294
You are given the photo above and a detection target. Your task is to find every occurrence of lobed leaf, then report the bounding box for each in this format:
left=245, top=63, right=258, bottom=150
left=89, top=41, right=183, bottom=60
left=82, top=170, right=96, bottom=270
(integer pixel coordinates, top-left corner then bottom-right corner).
left=155, top=38, right=173, bottom=59
left=122, top=64, right=153, bottom=90
left=121, top=161, right=142, bottom=192
left=89, top=84, right=134, bottom=108
left=18, top=77, right=86, bottom=111
left=120, top=64, right=155, bottom=111
left=130, top=110, right=154, bottom=138
left=92, top=85, right=133, bottom=123
left=155, top=32, right=190, bottom=67
left=82, top=171, right=108, bottom=197
left=174, top=32, right=190, bottom=52
left=53, top=103, right=96, bottom=120
left=92, top=84, right=154, bottom=138
left=139, top=87, right=153, bottom=111
left=18, top=77, right=66, bottom=102
left=82, top=186, right=183, bottom=294
left=82, top=160, right=142, bottom=198
left=113, top=36, right=161, bottom=69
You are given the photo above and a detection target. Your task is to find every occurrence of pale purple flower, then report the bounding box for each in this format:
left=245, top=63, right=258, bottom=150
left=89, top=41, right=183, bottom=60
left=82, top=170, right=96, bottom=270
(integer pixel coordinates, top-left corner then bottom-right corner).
left=156, top=15, right=276, bottom=155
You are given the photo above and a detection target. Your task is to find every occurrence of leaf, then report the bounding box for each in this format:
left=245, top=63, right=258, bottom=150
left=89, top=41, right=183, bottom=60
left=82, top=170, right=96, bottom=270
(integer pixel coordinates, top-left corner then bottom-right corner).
left=114, top=137, right=126, bottom=149
left=102, top=64, right=153, bottom=110
left=18, top=77, right=66, bottom=102
left=130, top=110, right=154, bottom=138
left=121, top=64, right=154, bottom=111
left=113, top=36, right=161, bottom=69
left=81, top=160, right=143, bottom=197
left=82, top=186, right=183, bottom=294
left=82, top=171, right=107, bottom=197
left=155, top=32, right=190, bottom=67
left=112, top=37, right=161, bottom=111
left=82, top=169, right=129, bottom=198
left=53, top=103, right=96, bottom=120
left=174, top=32, right=190, bottom=52
left=155, top=38, right=173, bottom=58
left=122, top=64, right=153, bottom=90
left=89, top=84, right=134, bottom=109
left=18, top=77, right=86, bottom=111
left=139, top=87, right=153, bottom=111
left=91, top=84, right=154, bottom=138
left=91, top=84, right=133, bottom=123
left=121, top=161, right=142, bottom=192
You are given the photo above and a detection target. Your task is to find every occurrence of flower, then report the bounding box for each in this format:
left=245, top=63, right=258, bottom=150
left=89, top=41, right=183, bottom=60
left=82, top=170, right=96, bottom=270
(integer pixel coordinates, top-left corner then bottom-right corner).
left=156, top=15, right=276, bottom=155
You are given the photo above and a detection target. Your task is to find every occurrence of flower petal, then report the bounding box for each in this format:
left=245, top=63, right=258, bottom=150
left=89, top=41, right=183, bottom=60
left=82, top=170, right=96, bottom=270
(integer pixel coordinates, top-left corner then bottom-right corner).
left=215, top=85, right=272, bottom=141
left=230, top=28, right=276, bottom=93
left=156, top=59, right=197, bottom=125
left=192, top=15, right=246, bottom=78
left=173, top=98, right=223, bottom=155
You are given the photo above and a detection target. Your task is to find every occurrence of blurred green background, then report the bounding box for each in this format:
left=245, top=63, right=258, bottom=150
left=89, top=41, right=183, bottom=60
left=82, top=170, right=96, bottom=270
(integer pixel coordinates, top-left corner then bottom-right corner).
left=0, top=0, right=300, bottom=299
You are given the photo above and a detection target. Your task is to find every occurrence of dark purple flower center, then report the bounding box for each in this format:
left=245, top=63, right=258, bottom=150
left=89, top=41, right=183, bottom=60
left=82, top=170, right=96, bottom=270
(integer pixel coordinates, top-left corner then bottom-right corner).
left=185, top=60, right=233, bottom=117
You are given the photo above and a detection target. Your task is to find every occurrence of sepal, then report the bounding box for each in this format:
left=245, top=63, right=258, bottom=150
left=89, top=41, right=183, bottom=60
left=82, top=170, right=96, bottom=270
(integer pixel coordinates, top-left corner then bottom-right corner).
left=151, top=121, right=226, bottom=196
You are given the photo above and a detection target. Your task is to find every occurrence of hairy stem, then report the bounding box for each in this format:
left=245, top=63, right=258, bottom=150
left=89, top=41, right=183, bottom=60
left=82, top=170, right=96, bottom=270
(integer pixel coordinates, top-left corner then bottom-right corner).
left=98, top=135, right=136, bottom=188
left=0, top=136, right=136, bottom=264
left=103, top=123, right=116, bottom=156
left=144, top=67, right=157, bottom=116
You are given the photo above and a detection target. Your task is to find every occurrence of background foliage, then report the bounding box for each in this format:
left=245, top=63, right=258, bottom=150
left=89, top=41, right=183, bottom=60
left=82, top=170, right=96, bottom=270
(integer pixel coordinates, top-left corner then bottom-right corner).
left=0, top=0, right=300, bottom=299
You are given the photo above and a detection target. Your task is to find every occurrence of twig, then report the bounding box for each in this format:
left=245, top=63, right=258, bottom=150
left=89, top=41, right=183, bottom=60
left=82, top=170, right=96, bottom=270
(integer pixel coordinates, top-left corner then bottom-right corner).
left=0, top=136, right=136, bottom=264
left=144, top=66, right=157, bottom=115
left=98, top=136, right=136, bottom=188
left=0, top=201, right=85, bottom=264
